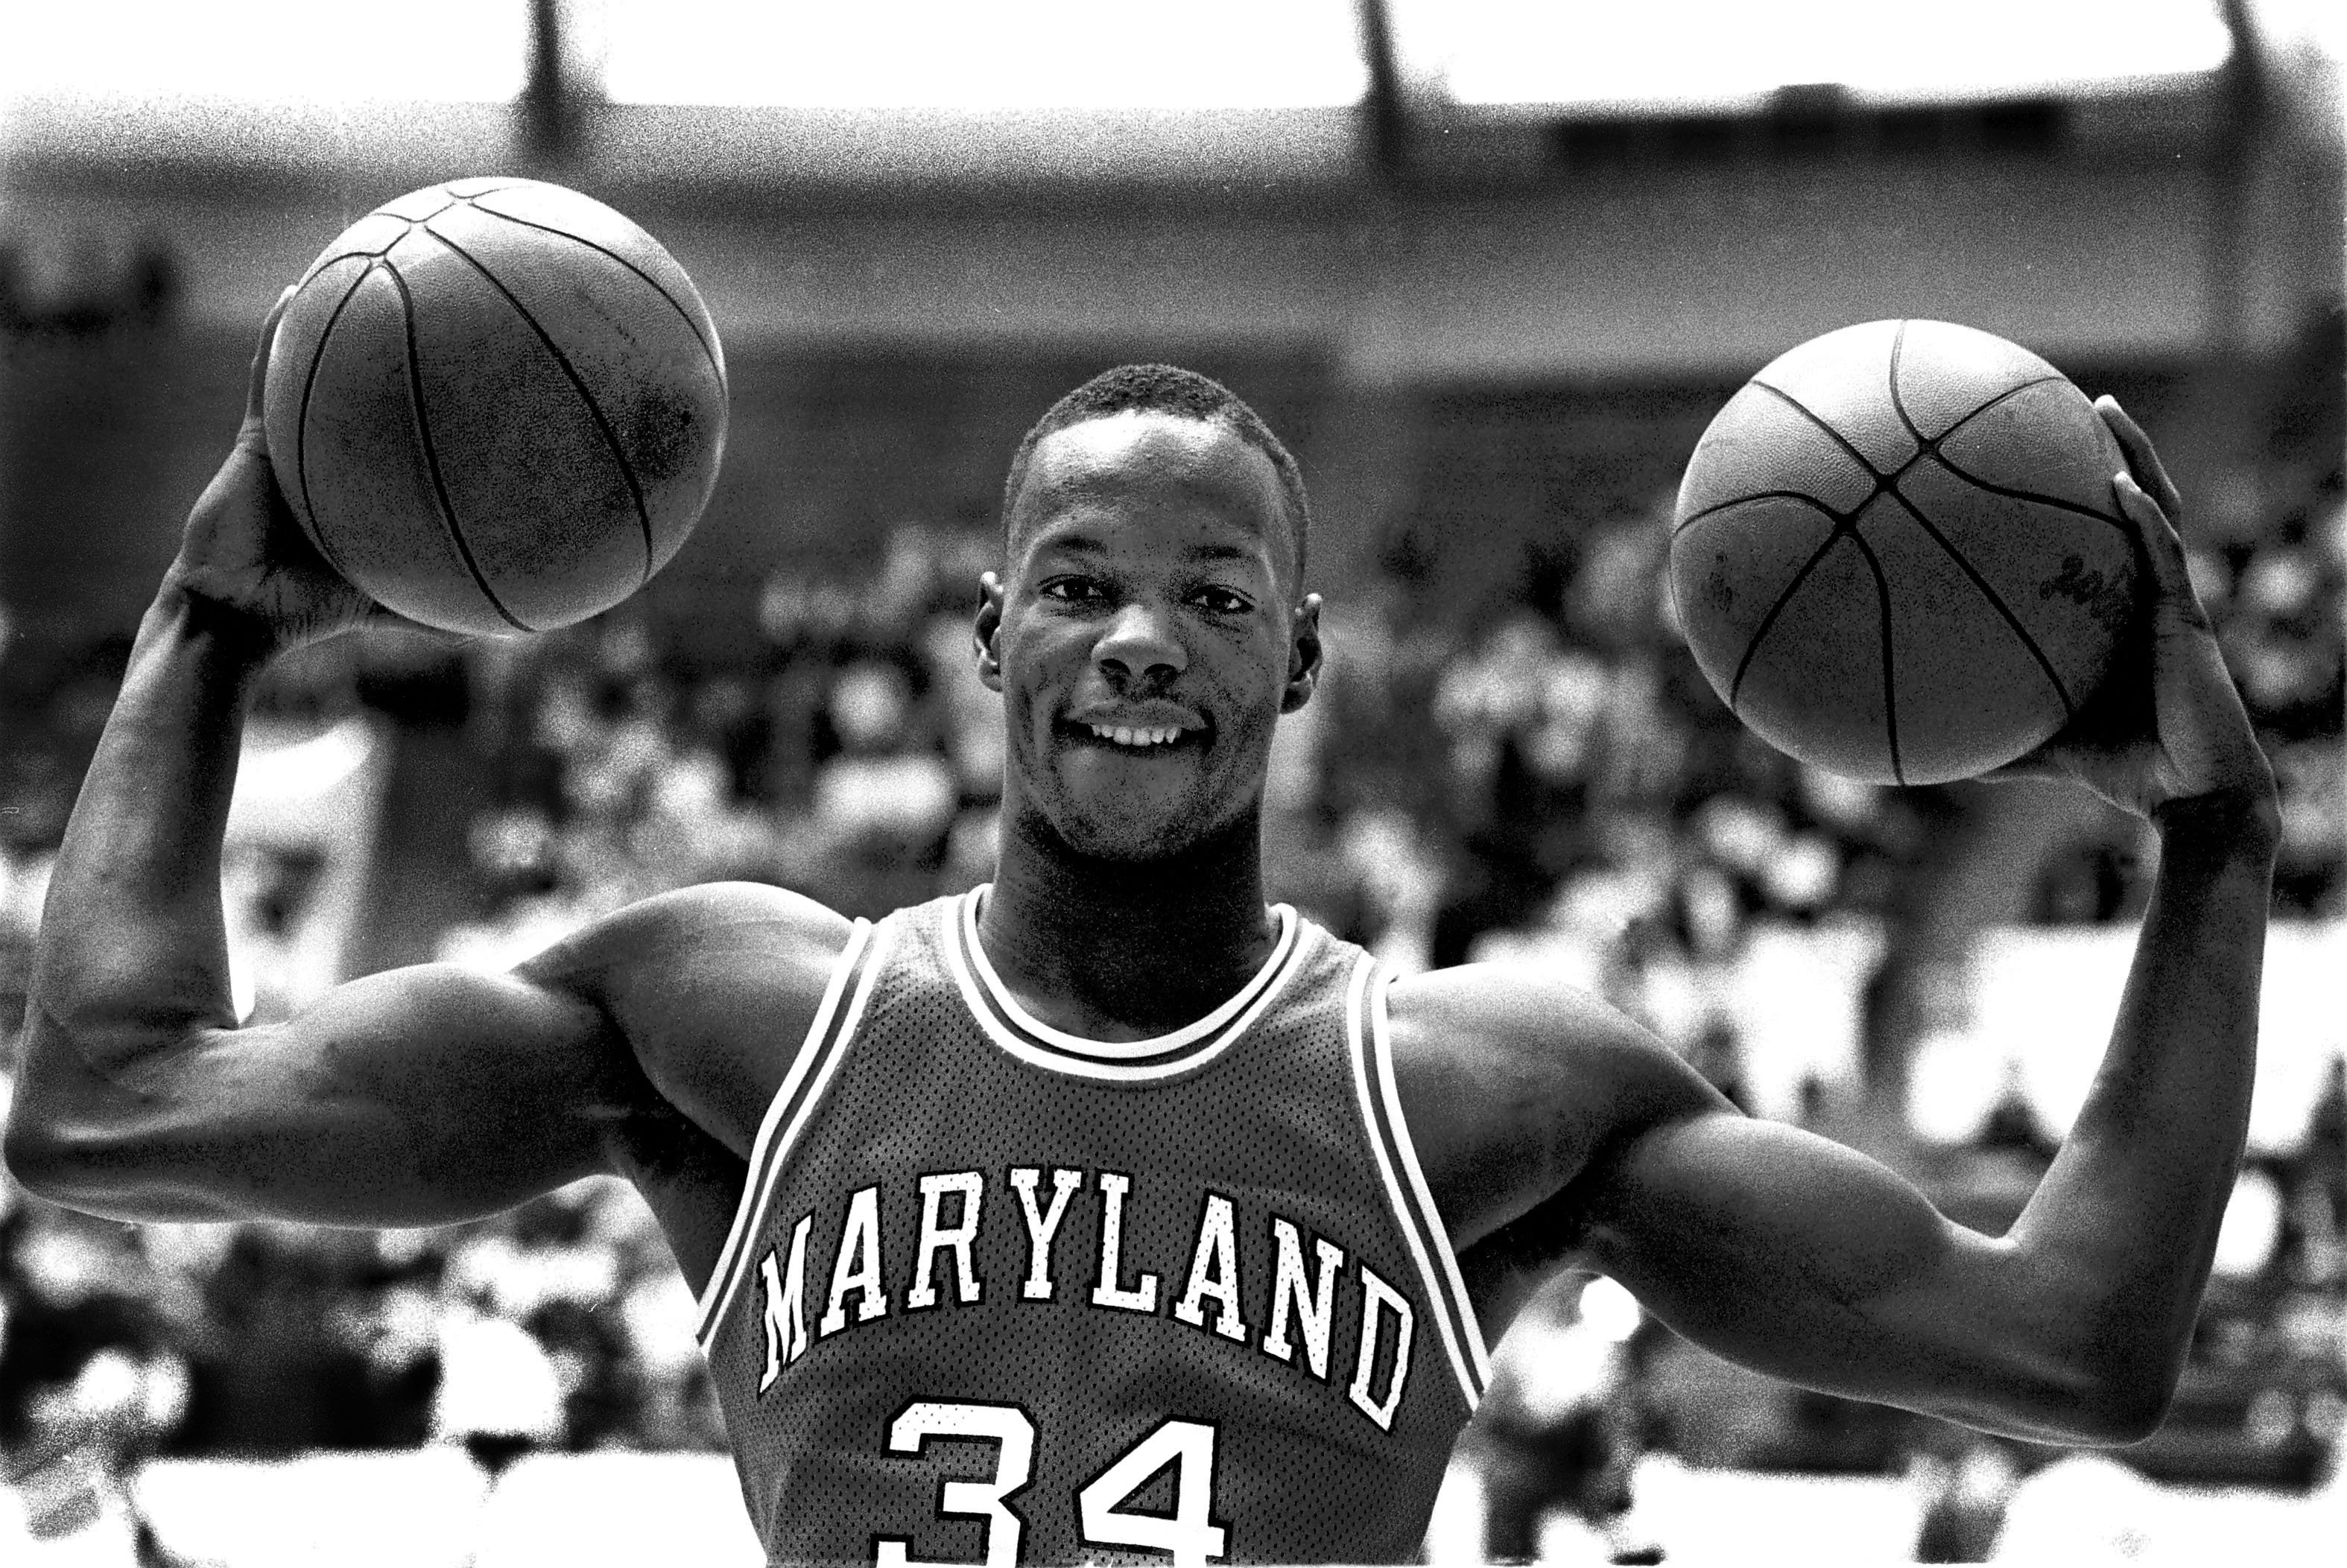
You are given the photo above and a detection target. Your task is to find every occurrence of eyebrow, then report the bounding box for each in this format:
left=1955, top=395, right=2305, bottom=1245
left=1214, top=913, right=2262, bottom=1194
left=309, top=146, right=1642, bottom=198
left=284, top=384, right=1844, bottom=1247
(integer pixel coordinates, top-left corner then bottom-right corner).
left=1036, top=536, right=1261, bottom=566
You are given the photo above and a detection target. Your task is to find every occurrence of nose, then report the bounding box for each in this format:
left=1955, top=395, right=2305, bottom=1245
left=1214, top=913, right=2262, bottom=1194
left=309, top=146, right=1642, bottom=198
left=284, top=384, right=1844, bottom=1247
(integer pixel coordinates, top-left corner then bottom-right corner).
left=1095, top=600, right=1187, bottom=685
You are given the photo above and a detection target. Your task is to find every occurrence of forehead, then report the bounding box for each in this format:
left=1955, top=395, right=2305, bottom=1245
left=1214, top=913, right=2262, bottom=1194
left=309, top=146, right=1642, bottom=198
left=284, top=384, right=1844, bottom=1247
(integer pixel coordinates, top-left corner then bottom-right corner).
left=1011, top=410, right=1293, bottom=577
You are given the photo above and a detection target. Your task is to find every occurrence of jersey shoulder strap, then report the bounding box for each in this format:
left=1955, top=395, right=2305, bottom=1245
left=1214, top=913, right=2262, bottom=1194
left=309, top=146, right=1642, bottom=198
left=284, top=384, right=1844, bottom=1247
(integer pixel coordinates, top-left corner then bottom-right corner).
left=694, top=913, right=896, bottom=1347
left=1343, top=953, right=1494, bottom=1408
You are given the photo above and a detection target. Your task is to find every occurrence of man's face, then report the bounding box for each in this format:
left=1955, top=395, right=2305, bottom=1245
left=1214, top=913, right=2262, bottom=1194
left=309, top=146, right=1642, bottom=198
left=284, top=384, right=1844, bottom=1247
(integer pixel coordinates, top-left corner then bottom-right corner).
left=978, top=410, right=1320, bottom=863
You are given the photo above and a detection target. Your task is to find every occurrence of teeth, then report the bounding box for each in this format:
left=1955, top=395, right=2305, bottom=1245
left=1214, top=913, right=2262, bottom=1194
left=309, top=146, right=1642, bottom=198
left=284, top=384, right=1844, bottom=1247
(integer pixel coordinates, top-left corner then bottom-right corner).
left=1088, top=723, right=1181, bottom=747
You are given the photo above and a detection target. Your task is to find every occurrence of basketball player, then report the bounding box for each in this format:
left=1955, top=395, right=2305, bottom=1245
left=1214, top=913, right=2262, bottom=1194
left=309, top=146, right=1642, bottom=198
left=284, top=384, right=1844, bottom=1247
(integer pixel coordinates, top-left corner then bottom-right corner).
left=6, top=295, right=2278, bottom=1564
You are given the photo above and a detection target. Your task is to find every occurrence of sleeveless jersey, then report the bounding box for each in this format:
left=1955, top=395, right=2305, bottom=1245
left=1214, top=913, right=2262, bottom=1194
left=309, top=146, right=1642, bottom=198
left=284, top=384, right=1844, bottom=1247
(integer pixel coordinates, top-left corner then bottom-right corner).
left=694, top=888, right=1492, bottom=1565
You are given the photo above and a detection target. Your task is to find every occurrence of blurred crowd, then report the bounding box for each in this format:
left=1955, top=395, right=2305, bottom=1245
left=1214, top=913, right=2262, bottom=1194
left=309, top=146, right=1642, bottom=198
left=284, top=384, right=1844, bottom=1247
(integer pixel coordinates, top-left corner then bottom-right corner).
left=0, top=406, right=2340, bottom=1531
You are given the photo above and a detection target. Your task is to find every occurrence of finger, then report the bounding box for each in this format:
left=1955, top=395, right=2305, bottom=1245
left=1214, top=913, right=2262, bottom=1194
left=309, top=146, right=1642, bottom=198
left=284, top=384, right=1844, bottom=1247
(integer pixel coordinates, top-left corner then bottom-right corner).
left=244, top=285, right=297, bottom=424
left=2115, top=472, right=2196, bottom=604
left=2094, top=396, right=2185, bottom=522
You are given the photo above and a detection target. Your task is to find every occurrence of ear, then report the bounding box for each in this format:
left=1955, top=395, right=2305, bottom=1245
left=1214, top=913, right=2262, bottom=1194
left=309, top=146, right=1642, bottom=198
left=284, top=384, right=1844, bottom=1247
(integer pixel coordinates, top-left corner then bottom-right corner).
left=975, top=571, right=1006, bottom=693
left=1280, top=593, right=1323, bottom=714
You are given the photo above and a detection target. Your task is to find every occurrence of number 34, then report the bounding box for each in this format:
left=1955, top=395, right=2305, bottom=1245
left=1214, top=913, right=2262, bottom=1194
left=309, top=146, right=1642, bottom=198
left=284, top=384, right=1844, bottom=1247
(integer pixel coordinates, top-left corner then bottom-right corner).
left=875, top=1400, right=1227, bottom=1568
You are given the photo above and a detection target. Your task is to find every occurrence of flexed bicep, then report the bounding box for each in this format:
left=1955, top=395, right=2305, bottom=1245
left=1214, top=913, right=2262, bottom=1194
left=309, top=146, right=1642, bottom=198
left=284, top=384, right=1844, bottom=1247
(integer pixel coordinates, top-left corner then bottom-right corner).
left=1402, top=964, right=2143, bottom=1447
left=7, top=958, right=650, bottom=1228
left=1559, top=1110, right=2128, bottom=1444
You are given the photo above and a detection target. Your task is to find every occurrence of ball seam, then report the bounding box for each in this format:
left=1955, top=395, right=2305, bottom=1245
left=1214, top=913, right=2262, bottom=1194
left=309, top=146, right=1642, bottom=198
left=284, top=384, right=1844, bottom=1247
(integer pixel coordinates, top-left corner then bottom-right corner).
left=421, top=226, right=658, bottom=585
left=380, top=258, right=535, bottom=635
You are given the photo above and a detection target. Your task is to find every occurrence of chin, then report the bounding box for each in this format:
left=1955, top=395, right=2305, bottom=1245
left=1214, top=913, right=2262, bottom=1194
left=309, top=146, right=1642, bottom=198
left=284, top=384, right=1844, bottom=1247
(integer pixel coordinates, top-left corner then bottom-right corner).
left=1053, top=811, right=1214, bottom=865
left=1025, top=796, right=1247, bottom=868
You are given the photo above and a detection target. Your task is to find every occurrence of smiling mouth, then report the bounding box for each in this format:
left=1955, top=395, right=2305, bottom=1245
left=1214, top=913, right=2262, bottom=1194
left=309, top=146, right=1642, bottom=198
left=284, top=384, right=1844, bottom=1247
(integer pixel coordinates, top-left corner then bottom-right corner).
left=1060, top=719, right=1199, bottom=752
left=1091, top=722, right=1182, bottom=748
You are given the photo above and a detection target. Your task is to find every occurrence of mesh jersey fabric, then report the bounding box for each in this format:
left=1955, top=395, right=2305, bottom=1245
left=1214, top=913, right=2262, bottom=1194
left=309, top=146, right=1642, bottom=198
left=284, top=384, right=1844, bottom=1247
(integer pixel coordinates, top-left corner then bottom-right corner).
left=694, top=889, right=1490, bottom=1564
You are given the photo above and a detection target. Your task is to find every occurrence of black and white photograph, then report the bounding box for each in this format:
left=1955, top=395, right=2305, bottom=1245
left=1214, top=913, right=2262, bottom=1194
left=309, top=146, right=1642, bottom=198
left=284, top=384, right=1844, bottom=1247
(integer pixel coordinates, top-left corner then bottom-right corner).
left=1, top=3, right=2340, bottom=1562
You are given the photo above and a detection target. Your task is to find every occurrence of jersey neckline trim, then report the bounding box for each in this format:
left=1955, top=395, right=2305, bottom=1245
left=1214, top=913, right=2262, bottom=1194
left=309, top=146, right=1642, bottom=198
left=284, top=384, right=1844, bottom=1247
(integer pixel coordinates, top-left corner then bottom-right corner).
left=943, top=886, right=1305, bottom=1081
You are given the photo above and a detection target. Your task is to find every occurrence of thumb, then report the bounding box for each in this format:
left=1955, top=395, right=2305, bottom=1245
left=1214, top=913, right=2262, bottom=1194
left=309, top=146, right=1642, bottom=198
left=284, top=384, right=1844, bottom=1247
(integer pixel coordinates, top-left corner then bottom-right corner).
left=1977, top=753, right=2067, bottom=785
left=244, top=285, right=297, bottom=431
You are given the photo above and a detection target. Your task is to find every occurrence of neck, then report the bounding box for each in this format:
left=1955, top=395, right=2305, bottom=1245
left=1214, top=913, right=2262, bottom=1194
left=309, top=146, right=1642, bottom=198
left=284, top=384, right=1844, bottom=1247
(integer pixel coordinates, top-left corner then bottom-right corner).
left=978, top=804, right=1278, bottom=1041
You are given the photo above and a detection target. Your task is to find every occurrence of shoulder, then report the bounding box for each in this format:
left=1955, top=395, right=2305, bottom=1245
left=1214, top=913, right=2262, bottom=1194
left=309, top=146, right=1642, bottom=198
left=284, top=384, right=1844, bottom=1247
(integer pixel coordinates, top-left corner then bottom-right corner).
left=518, top=882, right=865, bottom=1158
left=1383, top=961, right=1729, bottom=1250
left=523, top=882, right=864, bottom=1004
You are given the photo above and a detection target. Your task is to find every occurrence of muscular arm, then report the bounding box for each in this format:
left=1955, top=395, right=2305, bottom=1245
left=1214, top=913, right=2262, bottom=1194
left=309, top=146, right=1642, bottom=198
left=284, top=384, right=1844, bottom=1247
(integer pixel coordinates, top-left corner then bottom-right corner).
left=3, top=587, right=629, bottom=1225
left=4, top=299, right=849, bottom=1240
left=1426, top=805, right=2268, bottom=1447
left=4, top=587, right=852, bottom=1236
left=1528, top=804, right=2265, bottom=1443
left=1424, top=405, right=2277, bottom=1446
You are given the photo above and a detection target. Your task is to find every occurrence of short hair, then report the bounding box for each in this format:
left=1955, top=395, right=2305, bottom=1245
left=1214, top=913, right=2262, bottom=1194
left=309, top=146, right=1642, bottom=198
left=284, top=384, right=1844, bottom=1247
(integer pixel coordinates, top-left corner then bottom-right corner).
left=999, top=364, right=1311, bottom=585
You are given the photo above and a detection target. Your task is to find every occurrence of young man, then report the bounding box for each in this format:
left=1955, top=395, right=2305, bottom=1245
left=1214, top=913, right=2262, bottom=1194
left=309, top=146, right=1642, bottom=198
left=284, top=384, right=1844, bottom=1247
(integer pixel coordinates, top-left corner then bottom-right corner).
left=6, top=298, right=2278, bottom=1564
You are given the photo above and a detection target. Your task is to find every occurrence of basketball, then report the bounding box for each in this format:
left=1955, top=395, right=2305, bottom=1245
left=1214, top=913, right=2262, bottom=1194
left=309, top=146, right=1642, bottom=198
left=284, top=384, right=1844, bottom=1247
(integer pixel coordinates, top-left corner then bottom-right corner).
left=262, top=177, right=728, bottom=637
left=1667, top=319, right=2141, bottom=785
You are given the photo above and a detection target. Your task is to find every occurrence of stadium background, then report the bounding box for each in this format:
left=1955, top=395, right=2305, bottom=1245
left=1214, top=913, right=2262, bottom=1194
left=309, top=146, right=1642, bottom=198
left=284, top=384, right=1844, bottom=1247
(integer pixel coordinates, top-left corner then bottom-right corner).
left=0, top=1, right=2340, bottom=1561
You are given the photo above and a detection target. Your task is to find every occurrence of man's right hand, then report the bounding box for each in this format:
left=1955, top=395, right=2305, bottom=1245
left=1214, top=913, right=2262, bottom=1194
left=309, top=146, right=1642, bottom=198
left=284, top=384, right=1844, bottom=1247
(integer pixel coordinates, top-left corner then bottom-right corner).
left=162, top=288, right=412, bottom=651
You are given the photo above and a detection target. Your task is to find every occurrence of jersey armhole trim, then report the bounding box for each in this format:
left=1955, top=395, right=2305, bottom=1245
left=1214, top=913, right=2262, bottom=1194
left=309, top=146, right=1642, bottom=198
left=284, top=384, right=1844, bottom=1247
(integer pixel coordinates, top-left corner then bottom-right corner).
left=693, top=915, right=889, bottom=1346
left=1346, top=955, right=1494, bottom=1410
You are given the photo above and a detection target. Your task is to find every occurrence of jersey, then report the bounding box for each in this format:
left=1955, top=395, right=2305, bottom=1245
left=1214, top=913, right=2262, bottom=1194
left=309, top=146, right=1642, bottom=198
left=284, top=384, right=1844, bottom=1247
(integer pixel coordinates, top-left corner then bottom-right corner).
left=693, top=888, right=1494, bottom=1565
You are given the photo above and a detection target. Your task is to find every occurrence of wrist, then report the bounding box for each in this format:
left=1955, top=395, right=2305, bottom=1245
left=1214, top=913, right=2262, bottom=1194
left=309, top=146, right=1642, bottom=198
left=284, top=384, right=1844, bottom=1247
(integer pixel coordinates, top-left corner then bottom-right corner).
left=2152, top=787, right=2281, bottom=860
left=148, top=580, right=284, bottom=670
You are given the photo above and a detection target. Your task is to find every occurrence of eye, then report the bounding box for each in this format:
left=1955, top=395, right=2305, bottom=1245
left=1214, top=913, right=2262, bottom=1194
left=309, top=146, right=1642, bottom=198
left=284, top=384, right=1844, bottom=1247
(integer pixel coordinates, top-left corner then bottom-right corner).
left=1040, top=577, right=1108, bottom=605
left=1191, top=585, right=1254, bottom=615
